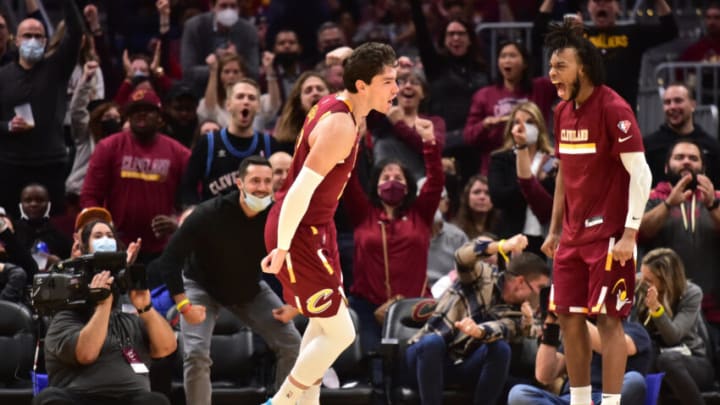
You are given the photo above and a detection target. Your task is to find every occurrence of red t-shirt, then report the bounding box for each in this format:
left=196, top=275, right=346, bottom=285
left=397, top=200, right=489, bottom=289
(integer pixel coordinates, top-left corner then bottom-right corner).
left=554, top=85, right=644, bottom=246
left=274, top=94, right=359, bottom=225
left=80, top=131, right=190, bottom=253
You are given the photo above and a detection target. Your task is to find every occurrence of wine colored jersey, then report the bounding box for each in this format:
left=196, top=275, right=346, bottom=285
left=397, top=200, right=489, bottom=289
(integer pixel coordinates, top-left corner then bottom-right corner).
left=274, top=94, right=358, bottom=225
left=554, top=85, right=644, bottom=246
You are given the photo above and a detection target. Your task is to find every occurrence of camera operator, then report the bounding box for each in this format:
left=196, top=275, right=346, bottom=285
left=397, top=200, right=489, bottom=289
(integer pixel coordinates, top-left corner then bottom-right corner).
left=639, top=139, right=720, bottom=331
left=34, top=220, right=176, bottom=405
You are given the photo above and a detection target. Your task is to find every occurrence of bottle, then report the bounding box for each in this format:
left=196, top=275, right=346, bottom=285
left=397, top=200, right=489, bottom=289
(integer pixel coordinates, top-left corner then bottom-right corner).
left=32, top=240, right=49, bottom=271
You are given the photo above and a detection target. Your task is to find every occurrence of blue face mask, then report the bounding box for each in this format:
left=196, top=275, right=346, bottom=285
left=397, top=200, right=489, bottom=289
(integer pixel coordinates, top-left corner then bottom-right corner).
left=19, top=38, right=45, bottom=62
left=91, top=236, right=117, bottom=253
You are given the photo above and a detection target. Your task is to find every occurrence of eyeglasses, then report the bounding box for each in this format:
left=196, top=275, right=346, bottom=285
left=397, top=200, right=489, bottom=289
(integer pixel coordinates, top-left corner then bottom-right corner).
left=522, top=277, right=539, bottom=297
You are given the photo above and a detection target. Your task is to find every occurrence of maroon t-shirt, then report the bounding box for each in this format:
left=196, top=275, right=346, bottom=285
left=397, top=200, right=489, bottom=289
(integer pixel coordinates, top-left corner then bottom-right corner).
left=554, top=85, right=644, bottom=246
left=273, top=94, right=359, bottom=226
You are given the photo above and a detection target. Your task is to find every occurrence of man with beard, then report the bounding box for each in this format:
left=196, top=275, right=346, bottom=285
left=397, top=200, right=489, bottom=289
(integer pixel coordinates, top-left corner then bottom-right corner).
left=644, top=83, right=720, bottom=188
left=162, top=84, right=199, bottom=148
left=180, top=78, right=279, bottom=206
left=639, top=139, right=720, bottom=338
left=541, top=23, right=652, bottom=405
left=534, top=0, right=677, bottom=111
left=269, top=29, right=307, bottom=102
left=150, top=156, right=301, bottom=405
left=81, top=89, right=190, bottom=272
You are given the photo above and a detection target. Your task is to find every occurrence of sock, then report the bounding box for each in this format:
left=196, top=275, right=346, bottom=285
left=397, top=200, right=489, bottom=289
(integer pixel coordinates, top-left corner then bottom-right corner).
left=297, top=379, right=322, bottom=405
left=570, top=385, right=592, bottom=405
left=602, top=393, right=621, bottom=405
left=271, top=376, right=307, bottom=405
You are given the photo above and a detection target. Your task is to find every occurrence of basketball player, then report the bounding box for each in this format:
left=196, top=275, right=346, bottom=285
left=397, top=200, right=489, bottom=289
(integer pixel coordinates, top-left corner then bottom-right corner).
left=540, top=23, right=652, bottom=405
left=261, top=42, right=398, bottom=405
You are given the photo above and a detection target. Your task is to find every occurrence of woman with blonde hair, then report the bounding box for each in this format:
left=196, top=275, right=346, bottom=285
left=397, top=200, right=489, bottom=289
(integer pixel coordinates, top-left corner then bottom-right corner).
left=635, top=248, right=714, bottom=404
left=488, top=101, right=555, bottom=255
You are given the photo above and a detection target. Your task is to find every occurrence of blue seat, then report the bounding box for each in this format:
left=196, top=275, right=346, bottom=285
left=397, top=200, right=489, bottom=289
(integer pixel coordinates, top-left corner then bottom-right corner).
left=644, top=372, right=665, bottom=405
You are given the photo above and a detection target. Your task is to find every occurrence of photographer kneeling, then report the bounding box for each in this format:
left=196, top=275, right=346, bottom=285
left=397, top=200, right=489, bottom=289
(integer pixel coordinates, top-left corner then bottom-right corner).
left=34, top=220, right=177, bottom=405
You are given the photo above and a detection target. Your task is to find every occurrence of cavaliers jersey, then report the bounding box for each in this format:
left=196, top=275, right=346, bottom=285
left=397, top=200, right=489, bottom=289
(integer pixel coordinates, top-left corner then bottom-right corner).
left=554, top=85, right=644, bottom=247
left=274, top=94, right=358, bottom=225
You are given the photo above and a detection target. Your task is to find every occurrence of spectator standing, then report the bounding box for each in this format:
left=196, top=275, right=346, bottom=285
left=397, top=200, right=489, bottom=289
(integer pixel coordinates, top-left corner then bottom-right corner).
left=81, top=89, right=190, bottom=269
left=273, top=71, right=330, bottom=151
left=0, top=0, right=83, bottom=218
left=489, top=102, right=556, bottom=256
left=464, top=41, right=556, bottom=175
left=679, top=2, right=720, bottom=62
left=453, top=175, right=500, bottom=239
left=534, top=0, right=678, bottom=111
left=181, top=0, right=260, bottom=88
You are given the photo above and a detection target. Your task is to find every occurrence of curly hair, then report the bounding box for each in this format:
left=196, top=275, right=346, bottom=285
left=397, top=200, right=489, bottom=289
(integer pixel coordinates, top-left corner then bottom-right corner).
left=544, top=21, right=605, bottom=86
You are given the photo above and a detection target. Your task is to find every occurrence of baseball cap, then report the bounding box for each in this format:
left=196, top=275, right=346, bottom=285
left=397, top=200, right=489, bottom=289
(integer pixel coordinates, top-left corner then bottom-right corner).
left=125, top=88, right=162, bottom=115
left=75, top=207, right=113, bottom=232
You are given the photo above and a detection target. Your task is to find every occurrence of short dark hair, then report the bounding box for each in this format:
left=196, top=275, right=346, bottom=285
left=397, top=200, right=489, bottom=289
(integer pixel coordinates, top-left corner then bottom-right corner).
left=665, top=138, right=705, bottom=170
left=317, top=21, right=341, bottom=37
left=544, top=21, right=605, bottom=86
left=368, top=158, right=417, bottom=212
left=507, top=252, right=551, bottom=280
left=237, top=155, right=272, bottom=179
left=342, top=42, right=396, bottom=93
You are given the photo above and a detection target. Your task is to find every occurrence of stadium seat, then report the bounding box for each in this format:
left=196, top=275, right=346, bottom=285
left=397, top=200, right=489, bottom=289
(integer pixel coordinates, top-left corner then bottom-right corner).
left=0, top=301, right=35, bottom=405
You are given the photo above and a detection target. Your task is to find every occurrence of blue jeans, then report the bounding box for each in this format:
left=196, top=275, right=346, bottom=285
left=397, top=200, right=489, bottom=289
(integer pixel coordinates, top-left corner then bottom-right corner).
left=507, top=371, right=646, bottom=405
left=406, top=333, right=512, bottom=405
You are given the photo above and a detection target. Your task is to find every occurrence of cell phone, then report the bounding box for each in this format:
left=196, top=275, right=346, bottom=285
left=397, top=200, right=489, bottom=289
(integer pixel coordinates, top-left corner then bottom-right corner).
left=129, top=264, right=148, bottom=291
left=542, top=157, right=557, bottom=174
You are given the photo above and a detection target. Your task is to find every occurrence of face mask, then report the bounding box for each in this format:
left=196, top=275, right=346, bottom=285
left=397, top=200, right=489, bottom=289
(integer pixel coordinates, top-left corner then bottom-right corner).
left=524, top=123, right=539, bottom=145
left=91, top=236, right=117, bottom=253
left=100, top=119, right=122, bottom=136
left=244, top=192, right=273, bottom=212
left=274, top=51, right=299, bottom=67
left=19, top=38, right=45, bottom=62
left=378, top=180, right=407, bottom=207
left=133, top=70, right=147, bottom=78
left=216, top=8, right=239, bottom=27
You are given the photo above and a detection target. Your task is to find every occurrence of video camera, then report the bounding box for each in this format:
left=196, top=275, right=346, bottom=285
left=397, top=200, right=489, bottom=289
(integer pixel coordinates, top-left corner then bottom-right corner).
left=31, top=252, right=147, bottom=315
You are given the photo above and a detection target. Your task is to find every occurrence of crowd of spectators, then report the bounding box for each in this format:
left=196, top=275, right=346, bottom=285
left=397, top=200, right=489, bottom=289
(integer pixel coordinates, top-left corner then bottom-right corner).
left=0, top=0, right=719, bottom=404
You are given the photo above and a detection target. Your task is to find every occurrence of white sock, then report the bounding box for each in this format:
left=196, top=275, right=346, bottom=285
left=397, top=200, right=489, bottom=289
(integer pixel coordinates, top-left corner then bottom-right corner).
left=602, top=393, right=621, bottom=405
left=570, top=385, right=592, bottom=405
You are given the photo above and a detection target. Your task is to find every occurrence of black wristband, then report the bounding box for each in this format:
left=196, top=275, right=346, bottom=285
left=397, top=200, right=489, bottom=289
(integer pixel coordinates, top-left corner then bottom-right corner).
left=136, top=302, right=153, bottom=314
left=513, top=143, right=528, bottom=151
left=707, top=198, right=720, bottom=212
left=540, top=323, right=561, bottom=347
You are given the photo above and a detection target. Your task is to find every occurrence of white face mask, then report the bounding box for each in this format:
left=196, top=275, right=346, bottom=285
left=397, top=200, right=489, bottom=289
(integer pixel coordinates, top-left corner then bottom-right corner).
left=524, top=123, right=539, bottom=145
left=244, top=192, right=272, bottom=212
left=91, top=236, right=117, bottom=253
left=216, top=8, right=239, bottom=27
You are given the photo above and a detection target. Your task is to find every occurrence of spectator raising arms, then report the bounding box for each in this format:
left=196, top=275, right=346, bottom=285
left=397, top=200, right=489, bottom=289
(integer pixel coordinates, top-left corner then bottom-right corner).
left=344, top=117, right=443, bottom=354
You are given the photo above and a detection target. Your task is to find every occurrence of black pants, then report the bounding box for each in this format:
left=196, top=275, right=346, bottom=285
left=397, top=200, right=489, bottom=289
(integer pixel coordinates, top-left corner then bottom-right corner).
left=33, top=387, right=170, bottom=405
left=655, top=350, right=715, bottom=405
left=0, top=161, right=66, bottom=218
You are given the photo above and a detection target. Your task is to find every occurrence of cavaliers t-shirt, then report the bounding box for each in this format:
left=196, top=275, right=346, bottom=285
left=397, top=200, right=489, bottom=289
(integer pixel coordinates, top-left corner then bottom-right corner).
left=554, top=85, right=644, bottom=246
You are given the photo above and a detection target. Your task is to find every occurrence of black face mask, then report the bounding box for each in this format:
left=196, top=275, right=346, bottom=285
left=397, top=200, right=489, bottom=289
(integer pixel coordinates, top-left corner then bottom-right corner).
left=274, top=51, right=299, bottom=67
left=100, top=119, right=122, bottom=136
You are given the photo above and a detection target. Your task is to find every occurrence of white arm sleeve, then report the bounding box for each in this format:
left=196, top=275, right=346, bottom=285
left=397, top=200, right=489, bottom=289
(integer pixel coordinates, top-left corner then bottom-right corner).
left=620, top=152, right=652, bottom=230
left=277, top=166, right=325, bottom=250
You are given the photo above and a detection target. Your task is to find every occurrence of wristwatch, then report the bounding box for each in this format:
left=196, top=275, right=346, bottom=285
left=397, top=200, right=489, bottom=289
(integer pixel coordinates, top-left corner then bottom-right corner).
left=708, top=198, right=720, bottom=212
